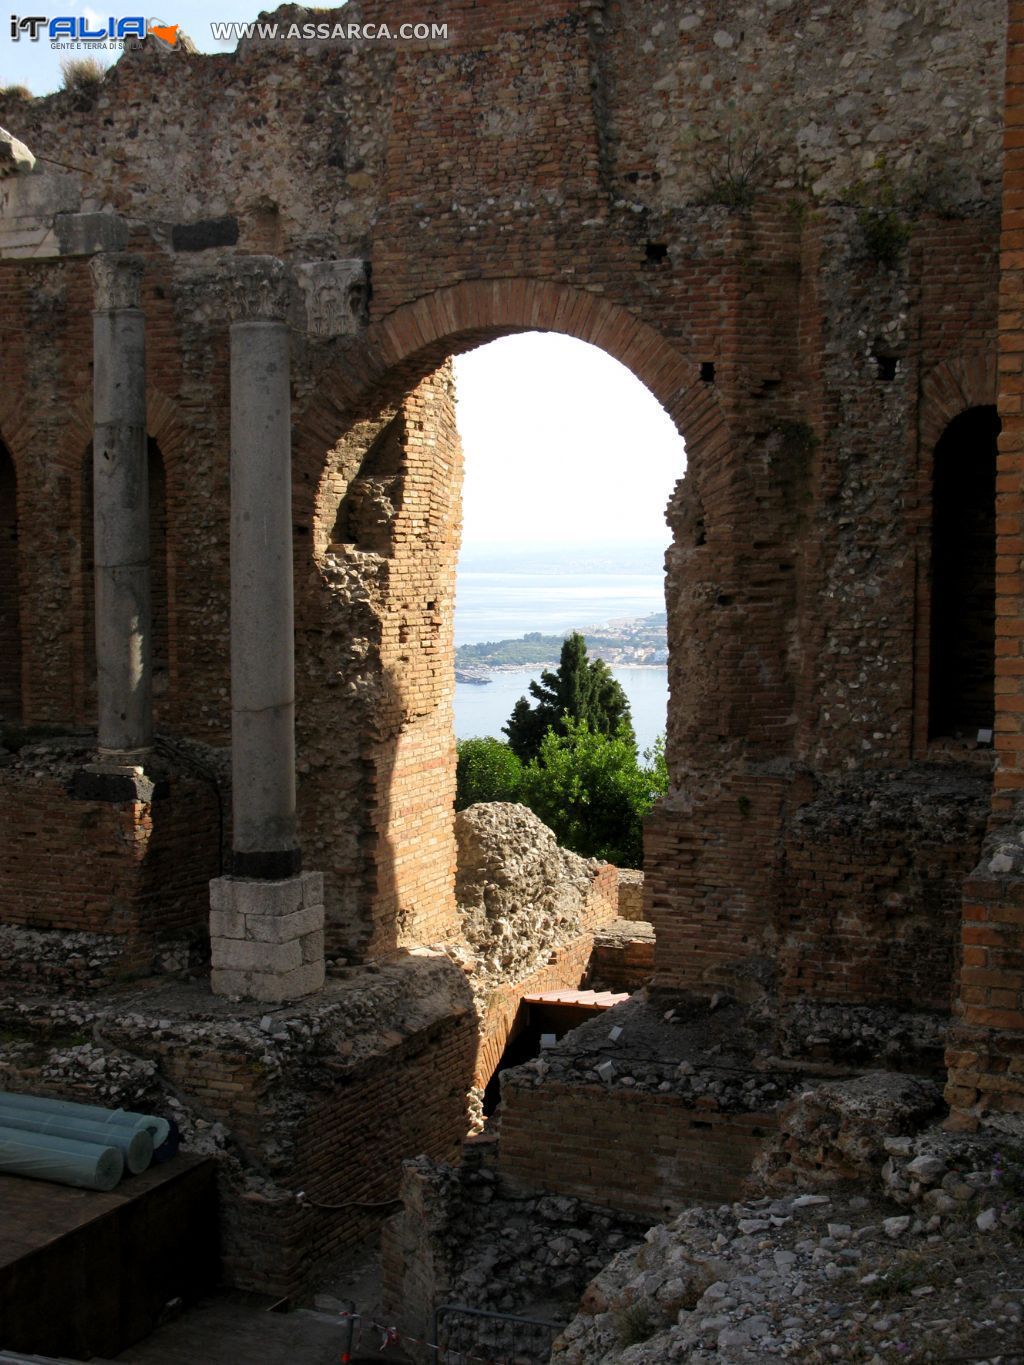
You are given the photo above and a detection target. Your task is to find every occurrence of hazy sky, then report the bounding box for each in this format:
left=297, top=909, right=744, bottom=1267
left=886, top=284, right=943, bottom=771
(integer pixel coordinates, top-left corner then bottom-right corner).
left=455, top=333, right=685, bottom=550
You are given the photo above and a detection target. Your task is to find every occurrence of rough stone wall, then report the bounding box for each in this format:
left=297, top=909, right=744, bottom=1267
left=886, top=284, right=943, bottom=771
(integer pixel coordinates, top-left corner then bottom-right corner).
left=382, top=1141, right=650, bottom=1360
left=615, top=869, right=645, bottom=921
left=450, top=802, right=620, bottom=1104
left=588, top=920, right=655, bottom=993
left=777, top=769, right=992, bottom=1010
left=298, top=364, right=462, bottom=960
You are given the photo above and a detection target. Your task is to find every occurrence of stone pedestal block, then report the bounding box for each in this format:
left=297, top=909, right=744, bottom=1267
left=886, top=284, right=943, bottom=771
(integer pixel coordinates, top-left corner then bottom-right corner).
left=209, top=871, right=324, bottom=1002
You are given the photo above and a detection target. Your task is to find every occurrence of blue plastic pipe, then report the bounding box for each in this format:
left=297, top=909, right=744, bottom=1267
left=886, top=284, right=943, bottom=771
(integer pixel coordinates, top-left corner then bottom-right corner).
left=0, top=1106, right=153, bottom=1174
left=0, top=1091, right=169, bottom=1147
left=0, top=1124, right=123, bottom=1191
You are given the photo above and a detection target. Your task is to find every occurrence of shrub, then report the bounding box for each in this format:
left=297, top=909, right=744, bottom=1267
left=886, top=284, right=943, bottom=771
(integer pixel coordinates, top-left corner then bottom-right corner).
left=455, top=736, right=524, bottom=809
left=60, top=56, right=106, bottom=91
left=519, top=720, right=668, bottom=868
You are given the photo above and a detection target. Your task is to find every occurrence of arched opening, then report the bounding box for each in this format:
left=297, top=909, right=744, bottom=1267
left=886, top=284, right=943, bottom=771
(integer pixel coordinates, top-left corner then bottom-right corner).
left=928, top=405, right=999, bottom=743
left=296, top=291, right=700, bottom=1298
left=300, top=282, right=712, bottom=968
left=453, top=332, right=678, bottom=776
left=0, top=440, right=21, bottom=722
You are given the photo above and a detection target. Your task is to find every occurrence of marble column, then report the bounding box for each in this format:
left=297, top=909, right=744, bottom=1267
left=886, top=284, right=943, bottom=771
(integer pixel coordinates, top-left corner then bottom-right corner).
left=210, top=257, right=324, bottom=1003
left=90, top=253, right=151, bottom=756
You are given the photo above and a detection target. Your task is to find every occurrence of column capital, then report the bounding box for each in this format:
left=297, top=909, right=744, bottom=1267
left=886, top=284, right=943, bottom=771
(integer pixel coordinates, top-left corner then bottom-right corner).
left=295, top=259, right=369, bottom=338
left=90, top=252, right=145, bottom=311
left=223, top=255, right=291, bottom=324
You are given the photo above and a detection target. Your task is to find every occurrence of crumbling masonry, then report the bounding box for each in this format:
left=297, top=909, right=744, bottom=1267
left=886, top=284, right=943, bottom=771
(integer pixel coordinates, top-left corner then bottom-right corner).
left=0, top=0, right=1023, bottom=1302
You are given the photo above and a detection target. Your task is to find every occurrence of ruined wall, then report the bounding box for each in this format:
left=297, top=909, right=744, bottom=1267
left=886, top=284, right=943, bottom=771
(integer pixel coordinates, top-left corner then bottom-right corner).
left=944, top=0, right=1024, bottom=1125
left=0, top=952, right=478, bottom=1297
left=0, top=0, right=1010, bottom=1038
left=0, top=739, right=222, bottom=984
left=500, top=1076, right=775, bottom=1217
left=298, top=365, right=462, bottom=960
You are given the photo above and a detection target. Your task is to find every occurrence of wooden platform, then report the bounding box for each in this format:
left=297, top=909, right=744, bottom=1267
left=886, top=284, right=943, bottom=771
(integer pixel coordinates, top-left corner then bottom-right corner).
left=0, top=1155, right=218, bottom=1361
left=521, top=989, right=629, bottom=1009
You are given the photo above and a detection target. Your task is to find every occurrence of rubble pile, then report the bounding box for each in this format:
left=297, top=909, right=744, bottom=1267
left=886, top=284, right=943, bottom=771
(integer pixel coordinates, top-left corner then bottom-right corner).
left=453, top=803, right=605, bottom=985
left=553, top=1128, right=1024, bottom=1364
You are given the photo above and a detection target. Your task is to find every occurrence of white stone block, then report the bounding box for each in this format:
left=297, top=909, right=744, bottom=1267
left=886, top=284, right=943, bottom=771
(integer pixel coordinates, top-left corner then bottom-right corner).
left=300, top=870, right=324, bottom=906
left=210, top=935, right=301, bottom=974
left=209, top=877, right=235, bottom=912
left=301, top=929, right=324, bottom=964
left=246, top=959, right=324, bottom=1003
left=244, top=904, right=323, bottom=944
left=209, top=908, right=246, bottom=940
left=225, top=875, right=304, bottom=916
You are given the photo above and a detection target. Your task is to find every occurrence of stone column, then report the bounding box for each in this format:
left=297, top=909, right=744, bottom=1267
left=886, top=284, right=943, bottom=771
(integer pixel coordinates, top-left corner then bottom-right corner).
left=210, top=257, right=324, bottom=1003
left=90, top=253, right=151, bottom=756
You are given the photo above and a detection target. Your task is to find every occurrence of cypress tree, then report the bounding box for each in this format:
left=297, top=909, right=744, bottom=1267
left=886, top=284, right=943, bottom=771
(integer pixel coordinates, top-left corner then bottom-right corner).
left=503, top=632, right=635, bottom=762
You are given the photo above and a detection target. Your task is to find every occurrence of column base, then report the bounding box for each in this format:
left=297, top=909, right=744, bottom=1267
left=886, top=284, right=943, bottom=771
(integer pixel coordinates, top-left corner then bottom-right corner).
left=209, top=871, right=325, bottom=1002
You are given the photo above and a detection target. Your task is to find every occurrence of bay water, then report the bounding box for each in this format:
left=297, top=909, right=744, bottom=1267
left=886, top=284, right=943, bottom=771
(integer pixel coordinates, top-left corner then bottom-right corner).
left=454, top=550, right=669, bottom=754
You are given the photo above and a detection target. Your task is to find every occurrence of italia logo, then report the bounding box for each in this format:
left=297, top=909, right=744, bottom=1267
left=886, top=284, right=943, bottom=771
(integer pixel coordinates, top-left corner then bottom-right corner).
left=9, top=14, right=179, bottom=43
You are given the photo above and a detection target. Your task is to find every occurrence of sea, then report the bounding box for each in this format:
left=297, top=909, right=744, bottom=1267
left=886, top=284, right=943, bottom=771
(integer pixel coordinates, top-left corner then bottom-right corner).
left=454, top=543, right=669, bottom=755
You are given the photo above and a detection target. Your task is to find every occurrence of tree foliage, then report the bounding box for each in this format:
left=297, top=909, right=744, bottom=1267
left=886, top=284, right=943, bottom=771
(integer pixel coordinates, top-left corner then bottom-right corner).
left=455, top=736, right=524, bottom=809
left=520, top=720, right=667, bottom=867
left=455, top=724, right=668, bottom=868
left=502, top=632, right=635, bottom=762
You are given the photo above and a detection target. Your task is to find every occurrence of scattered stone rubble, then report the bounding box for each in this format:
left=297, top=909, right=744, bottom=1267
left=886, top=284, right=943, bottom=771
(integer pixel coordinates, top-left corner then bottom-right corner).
left=551, top=1124, right=1024, bottom=1364
left=754, top=1073, right=947, bottom=1191
left=773, top=1003, right=948, bottom=1075
left=513, top=992, right=795, bottom=1112
left=399, top=1150, right=650, bottom=1323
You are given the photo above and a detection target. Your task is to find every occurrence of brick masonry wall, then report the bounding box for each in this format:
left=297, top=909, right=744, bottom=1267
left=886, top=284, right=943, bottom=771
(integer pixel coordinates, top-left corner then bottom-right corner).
left=0, top=758, right=221, bottom=976
left=146, top=1008, right=477, bottom=1297
left=473, top=937, right=594, bottom=1093
left=944, top=0, right=1024, bottom=1125
left=0, top=441, right=20, bottom=719
left=296, top=365, right=462, bottom=959
left=499, top=1072, right=776, bottom=1219
left=588, top=924, right=655, bottom=993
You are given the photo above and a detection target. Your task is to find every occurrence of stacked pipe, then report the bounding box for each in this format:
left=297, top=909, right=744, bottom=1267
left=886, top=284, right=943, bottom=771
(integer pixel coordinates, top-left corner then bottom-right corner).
left=0, top=1091, right=170, bottom=1192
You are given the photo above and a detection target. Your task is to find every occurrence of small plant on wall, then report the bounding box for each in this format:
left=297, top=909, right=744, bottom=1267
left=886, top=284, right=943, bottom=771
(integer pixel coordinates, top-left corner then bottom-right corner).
left=684, top=105, right=779, bottom=212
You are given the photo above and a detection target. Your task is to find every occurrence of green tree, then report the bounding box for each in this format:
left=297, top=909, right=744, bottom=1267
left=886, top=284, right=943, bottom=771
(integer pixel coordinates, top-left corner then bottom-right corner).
left=519, top=720, right=668, bottom=867
left=455, top=736, right=524, bottom=809
left=503, top=632, right=635, bottom=762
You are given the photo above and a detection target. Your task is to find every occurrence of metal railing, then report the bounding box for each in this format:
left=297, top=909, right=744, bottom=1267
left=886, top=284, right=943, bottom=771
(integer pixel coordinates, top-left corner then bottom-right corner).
left=431, top=1303, right=560, bottom=1365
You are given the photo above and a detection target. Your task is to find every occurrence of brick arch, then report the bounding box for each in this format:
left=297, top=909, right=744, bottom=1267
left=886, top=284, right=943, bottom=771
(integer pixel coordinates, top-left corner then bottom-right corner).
left=294, top=278, right=725, bottom=491
left=919, top=353, right=998, bottom=453
left=290, top=279, right=721, bottom=961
